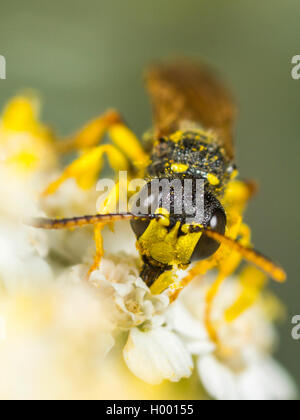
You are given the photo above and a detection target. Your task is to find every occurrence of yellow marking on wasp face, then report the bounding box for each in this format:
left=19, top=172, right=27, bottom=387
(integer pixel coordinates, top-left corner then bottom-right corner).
left=181, top=224, right=191, bottom=234
left=207, top=173, right=220, bottom=186
left=171, top=163, right=189, bottom=173
left=181, top=223, right=203, bottom=234
left=137, top=211, right=202, bottom=266
left=156, top=207, right=170, bottom=226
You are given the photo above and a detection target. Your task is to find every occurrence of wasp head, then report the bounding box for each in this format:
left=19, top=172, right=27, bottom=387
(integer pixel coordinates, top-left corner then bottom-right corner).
left=130, top=179, right=226, bottom=286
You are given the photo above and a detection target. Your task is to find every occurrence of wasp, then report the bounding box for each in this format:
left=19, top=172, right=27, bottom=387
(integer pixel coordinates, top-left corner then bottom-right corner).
left=33, top=60, right=286, bottom=342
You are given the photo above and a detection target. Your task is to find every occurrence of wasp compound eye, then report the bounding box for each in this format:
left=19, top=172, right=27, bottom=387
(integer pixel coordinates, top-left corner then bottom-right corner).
left=130, top=182, right=156, bottom=238
left=130, top=218, right=150, bottom=239
left=130, top=181, right=160, bottom=215
left=130, top=179, right=183, bottom=217
left=191, top=208, right=226, bottom=261
left=130, top=179, right=183, bottom=237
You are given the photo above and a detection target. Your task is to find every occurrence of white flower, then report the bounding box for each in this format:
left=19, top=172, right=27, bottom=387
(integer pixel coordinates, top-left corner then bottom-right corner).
left=123, top=326, right=193, bottom=385
left=58, top=255, right=298, bottom=397
left=59, top=253, right=195, bottom=385
left=197, top=354, right=297, bottom=401
left=89, top=253, right=169, bottom=329
left=166, top=300, right=215, bottom=355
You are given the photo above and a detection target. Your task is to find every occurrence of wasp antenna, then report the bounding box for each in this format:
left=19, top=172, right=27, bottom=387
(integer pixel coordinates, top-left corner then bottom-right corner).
left=201, top=228, right=286, bottom=283
left=27, top=213, right=157, bottom=230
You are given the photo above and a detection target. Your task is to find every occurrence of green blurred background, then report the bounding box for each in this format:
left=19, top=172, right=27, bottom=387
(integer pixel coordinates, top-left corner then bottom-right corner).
left=0, top=0, right=299, bottom=391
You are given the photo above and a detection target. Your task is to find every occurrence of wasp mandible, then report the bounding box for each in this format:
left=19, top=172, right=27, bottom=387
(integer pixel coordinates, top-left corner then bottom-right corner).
left=33, top=60, right=286, bottom=341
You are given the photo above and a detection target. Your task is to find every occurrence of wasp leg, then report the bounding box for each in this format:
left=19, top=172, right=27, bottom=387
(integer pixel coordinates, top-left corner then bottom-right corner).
left=222, top=179, right=257, bottom=217
left=224, top=265, right=267, bottom=323
left=87, top=223, right=104, bottom=277
left=57, top=109, right=148, bottom=170
left=56, top=109, right=122, bottom=153
left=204, top=222, right=251, bottom=343
left=204, top=271, right=227, bottom=343
left=87, top=176, right=130, bottom=276
left=168, top=259, right=216, bottom=303
left=42, top=144, right=129, bottom=196
left=43, top=109, right=148, bottom=197
left=108, top=121, right=148, bottom=171
left=168, top=224, right=250, bottom=304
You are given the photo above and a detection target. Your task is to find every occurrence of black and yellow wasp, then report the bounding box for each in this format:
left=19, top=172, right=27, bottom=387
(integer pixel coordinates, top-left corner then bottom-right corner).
left=34, top=60, right=286, bottom=341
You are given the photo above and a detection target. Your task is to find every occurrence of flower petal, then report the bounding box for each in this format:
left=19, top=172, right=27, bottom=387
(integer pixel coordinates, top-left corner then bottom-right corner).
left=238, top=357, right=298, bottom=400
left=197, top=354, right=240, bottom=400
left=123, top=326, right=193, bottom=385
left=166, top=301, right=209, bottom=340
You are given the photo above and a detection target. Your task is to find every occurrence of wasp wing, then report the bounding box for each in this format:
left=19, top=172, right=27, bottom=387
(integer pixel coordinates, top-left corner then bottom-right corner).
left=145, top=59, right=237, bottom=159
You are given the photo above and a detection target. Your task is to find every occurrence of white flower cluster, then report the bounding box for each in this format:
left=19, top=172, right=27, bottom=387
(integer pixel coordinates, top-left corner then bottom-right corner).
left=58, top=254, right=296, bottom=400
